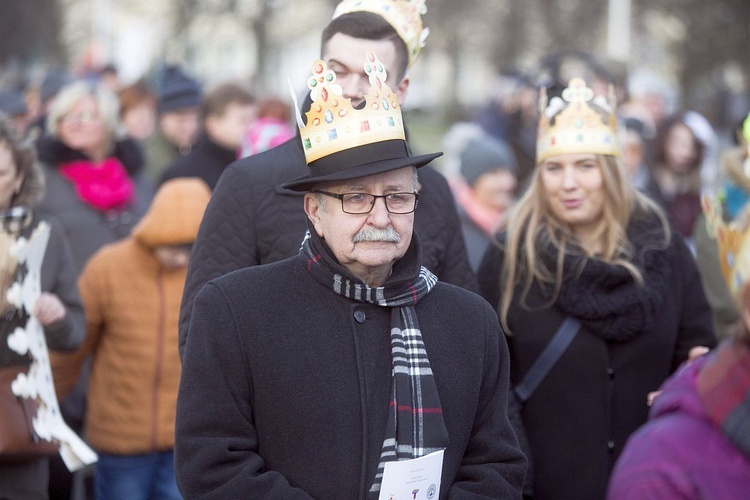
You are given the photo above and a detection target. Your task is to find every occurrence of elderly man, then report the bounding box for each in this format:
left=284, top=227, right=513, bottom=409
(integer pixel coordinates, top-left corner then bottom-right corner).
left=174, top=54, right=526, bottom=499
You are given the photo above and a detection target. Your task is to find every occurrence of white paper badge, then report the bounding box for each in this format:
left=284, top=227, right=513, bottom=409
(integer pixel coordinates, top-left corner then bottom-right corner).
left=378, top=449, right=444, bottom=500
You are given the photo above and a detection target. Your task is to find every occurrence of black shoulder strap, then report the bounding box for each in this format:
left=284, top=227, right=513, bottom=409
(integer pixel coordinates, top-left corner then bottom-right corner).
left=513, top=317, right=581, bottom=403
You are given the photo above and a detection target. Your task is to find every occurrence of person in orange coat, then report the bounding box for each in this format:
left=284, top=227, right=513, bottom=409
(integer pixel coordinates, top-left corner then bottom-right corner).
left=51, top=177, right=211, bottom=500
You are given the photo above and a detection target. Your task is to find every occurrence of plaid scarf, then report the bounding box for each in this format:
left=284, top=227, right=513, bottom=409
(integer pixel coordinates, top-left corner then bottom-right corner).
left=697, top=339, right=750, bottom=458
left=300, top=229, right=449, bottom=496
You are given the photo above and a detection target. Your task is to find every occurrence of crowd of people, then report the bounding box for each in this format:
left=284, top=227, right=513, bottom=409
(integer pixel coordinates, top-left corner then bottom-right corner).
left=1, top=0, right=749, bottom=499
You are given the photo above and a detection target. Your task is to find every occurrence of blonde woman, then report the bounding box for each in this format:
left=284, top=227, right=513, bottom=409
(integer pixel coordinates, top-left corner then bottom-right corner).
left=477, top=78, right=717, bottom=499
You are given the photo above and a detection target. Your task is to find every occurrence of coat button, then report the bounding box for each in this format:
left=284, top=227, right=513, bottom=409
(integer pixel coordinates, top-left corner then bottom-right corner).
left=606, top=367, right=614, bottom=378
left=354, top=309, right=366, bottom=324
left=607, top=440, right=615, bottom=450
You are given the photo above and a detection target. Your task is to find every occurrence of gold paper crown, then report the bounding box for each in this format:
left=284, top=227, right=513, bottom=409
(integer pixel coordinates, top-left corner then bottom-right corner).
left=300, top=51, right=405, bottom=164
left=536, top=78, right=621, bottom=163
left=332, top=0, right=430, bottom=68
left=703, top=195, right=750, bottom=297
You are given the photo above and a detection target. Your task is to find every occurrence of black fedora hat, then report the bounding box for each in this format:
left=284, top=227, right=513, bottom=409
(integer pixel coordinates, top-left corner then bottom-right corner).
left=282, top=138, right=442, bottom=191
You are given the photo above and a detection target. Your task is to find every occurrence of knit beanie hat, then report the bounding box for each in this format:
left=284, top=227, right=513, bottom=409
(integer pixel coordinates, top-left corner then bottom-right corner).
left=460, top=136, right=518, bottom=186
left=156, top=65, right=201, bottom=114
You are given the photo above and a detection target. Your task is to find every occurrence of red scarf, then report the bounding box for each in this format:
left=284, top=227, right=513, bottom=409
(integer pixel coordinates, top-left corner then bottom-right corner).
left=60, top=158, right=134, bottom=211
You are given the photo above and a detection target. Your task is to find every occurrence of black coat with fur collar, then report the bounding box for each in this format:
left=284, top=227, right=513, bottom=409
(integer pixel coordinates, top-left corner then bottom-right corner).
left=478, top=227, right=716, bottom=500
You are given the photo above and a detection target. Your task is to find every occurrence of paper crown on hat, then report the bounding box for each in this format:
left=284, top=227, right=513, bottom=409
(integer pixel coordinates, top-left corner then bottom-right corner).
left=536, top=78, right=621, bottom=163
left=301, top=51, right=404, bottom=164
left=282, top=51, right=441, bottom=192
left=332, top=0, right=430, bottom=68
left=702, top=195, right=750, bottom=297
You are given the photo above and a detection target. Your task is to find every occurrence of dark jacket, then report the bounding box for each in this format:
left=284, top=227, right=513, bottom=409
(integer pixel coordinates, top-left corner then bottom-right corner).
left=478, top=232, right=716, bottom=500
left=175, top=246, right=526, bottom=499
left=178, top=137, right=478, bottom=358
left=158, top=134, right=237, bottom=190
left=0, top=213, right=85, bottom=500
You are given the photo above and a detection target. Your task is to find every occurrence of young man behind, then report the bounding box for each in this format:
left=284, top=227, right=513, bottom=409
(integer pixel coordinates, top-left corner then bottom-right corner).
left=178, top=1, right=478, bottom=359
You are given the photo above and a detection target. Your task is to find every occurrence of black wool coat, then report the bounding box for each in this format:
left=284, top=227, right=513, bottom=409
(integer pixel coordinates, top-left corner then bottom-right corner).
left=175, top=250, right=527, bottom=499
left=178, top=136, right=478, bottom=358
left=478, top=234, right=716, bottom=500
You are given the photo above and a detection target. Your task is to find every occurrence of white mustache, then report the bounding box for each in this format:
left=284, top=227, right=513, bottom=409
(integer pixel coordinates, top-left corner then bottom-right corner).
left=352, top=226, right=401, bottom=243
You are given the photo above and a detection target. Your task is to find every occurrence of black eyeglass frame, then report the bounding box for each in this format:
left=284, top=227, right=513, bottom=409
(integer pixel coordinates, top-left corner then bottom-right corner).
left=312, top=190, right=420, bottom=214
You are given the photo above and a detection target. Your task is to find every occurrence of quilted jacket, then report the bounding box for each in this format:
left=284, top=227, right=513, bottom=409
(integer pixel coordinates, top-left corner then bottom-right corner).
left=178, top=136, right=478, bottom=357
left=51, top=178, right=211, bottom=454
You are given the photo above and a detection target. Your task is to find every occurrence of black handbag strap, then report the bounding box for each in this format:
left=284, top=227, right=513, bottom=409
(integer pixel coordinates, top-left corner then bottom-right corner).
left=513, top=317, right=581, bottom=403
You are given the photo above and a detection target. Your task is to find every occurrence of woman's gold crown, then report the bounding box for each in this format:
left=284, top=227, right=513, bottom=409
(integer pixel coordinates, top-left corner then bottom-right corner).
left=536, top=78, right=621, bottom=163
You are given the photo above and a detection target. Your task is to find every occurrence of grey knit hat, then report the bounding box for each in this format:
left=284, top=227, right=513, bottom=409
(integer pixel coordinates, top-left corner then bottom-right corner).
left=460, top=136, right=517, bottom=186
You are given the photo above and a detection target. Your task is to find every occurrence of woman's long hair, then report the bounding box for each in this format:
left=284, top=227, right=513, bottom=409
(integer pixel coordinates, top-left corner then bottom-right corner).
left=497, top=154, right=670, bottom=333
left=0, top=113, right=45, bottom=312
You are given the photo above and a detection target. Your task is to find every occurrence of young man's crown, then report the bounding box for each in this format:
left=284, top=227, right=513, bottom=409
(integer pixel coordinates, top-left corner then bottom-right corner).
left=332, top=0, right=430, bottom=68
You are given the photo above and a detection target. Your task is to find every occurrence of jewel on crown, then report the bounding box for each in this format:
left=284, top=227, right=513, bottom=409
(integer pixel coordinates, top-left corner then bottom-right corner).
left=332, top=0, right=430, bottom=68
left=300, top=51, right=405, bottom=164
left=536, top=77, right=621, bottom=163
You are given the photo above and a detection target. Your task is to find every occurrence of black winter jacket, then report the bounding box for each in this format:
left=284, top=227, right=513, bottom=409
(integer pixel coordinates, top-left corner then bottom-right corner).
left=178, top=137, right=477, bottom=357
left=158, top=134, right=238, bottom=191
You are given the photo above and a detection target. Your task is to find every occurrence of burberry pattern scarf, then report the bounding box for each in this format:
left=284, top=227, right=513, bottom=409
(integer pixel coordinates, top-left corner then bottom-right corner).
left=300, top=230, right=449, bottom=496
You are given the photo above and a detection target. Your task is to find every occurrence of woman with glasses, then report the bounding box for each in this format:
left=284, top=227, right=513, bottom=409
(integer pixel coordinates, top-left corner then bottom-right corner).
left=33, top=80, right=153, bottom=498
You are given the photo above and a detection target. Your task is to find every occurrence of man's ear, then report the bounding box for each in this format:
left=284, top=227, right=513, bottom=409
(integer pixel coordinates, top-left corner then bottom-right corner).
left=304, top=193, right=325, bottom=237
left=394, top=76, right=410, bottom=105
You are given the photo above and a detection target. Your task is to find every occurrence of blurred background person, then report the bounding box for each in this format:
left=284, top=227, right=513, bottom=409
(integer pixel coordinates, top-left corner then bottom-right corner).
left=620, top=116, right=652, bottom=191
left=608, top=203, right=750, bottom=499
left=475, top=70, right=538, bottom=190
left=25, top=69, right=74, bottom=141
left=0, top=89, right=29, bottom=137
left=118, top=79, right=157, bottom=144
left=238, top=95, right=293, bottom=158
left=0, top=113, right=85, bottom=500
left=646, top=112, right=712, bottom=247
left=693, top=112, right=750, bottom=339
left=51, top=178, right=210, bottom=500
left=478, top=77, right=716, bottom=499
left=143, top=65, right=201, bottom=186
left=159, top=81, right=255, bottom=190
left=34, top=80, right=153, bottom=499
left=450, top=128, right=518, bottom=272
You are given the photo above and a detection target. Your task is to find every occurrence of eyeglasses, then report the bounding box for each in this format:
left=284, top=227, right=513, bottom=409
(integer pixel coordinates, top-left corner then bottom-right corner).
left=61, top=109, right=99, bottom=125
left=313, top=190, right=419, bottom=214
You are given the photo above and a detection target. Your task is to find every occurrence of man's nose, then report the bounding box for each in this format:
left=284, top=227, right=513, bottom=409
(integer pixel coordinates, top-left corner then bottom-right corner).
left=366, top=196, right=391, bottom=225
left=341, top=74, right=368, bottom=104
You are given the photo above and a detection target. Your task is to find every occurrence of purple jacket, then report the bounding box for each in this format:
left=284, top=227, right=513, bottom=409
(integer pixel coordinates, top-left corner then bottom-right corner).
left=607, top=342, right=750, bottom=499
